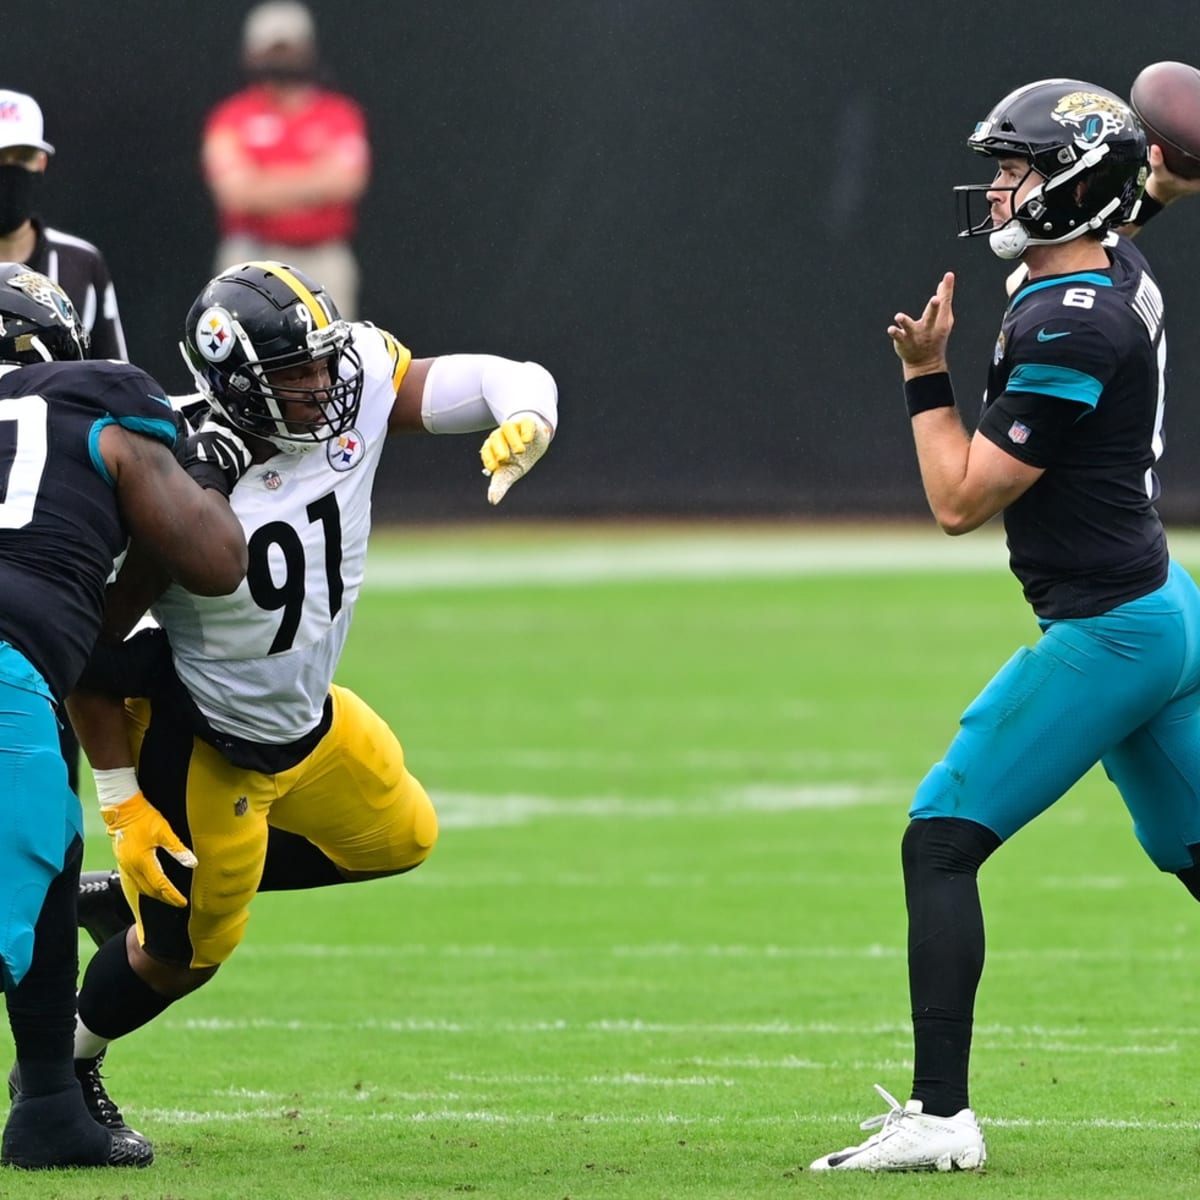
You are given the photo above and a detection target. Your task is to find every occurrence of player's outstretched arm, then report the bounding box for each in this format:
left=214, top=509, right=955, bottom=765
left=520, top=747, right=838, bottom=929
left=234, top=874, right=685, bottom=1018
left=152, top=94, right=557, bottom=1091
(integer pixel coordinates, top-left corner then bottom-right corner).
left=389, top=352, right=559, bottom=505
left=101, top=424, right=248, bottom=596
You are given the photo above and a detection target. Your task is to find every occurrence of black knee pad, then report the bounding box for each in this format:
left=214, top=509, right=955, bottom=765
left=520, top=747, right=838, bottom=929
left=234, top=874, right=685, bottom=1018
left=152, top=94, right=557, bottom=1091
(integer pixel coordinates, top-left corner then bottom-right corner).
left=1176, top=843, right=1200, bottom=902
left=902, top=816, right=1002, bottom=882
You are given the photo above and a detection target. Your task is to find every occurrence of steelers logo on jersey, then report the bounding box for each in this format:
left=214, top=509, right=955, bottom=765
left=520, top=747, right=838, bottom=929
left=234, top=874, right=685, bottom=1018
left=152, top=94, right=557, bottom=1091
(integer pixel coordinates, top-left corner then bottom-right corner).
left=196, top=307, right=237, bottom=363
left=327, top=428, right=365, bottom=472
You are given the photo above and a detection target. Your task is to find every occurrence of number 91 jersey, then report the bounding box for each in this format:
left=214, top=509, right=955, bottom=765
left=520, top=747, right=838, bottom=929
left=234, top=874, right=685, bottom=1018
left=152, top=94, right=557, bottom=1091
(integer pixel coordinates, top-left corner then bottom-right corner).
left=152, top=324, right=411, bottom=744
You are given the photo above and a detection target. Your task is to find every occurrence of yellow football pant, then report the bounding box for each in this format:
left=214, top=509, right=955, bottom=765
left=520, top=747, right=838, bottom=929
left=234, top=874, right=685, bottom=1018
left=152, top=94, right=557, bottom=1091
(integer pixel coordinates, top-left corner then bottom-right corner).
left=123, top=684, right=437, bottom=968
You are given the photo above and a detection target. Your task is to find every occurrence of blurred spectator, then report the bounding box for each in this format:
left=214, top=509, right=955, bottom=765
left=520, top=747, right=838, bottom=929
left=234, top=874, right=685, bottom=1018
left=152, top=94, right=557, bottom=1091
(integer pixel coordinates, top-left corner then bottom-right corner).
left=202, top=1, right=370, bottom=318
left=0, top=89, right=128, bottom=360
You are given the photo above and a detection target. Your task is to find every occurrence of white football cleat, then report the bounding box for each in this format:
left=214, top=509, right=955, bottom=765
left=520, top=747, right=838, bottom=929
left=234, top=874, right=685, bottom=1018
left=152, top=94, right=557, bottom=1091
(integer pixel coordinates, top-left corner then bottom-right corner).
left=809, top=1084, right=986, bottom=1172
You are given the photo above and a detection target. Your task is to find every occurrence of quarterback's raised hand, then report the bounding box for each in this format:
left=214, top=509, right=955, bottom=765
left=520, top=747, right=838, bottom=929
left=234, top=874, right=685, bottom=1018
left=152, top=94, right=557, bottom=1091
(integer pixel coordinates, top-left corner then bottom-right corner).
left=101, top=791, right=197, bottom=908
left=180, top=419, right=253, bottom=497
left=480, top=413, right=553, bottom=505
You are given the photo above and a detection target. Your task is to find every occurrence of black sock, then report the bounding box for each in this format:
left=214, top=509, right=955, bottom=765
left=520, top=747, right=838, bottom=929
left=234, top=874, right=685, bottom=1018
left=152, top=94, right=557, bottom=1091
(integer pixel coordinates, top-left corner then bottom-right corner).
left=902, top=816, right=1001, bottom=1117
left=258, top=826, right=345, bottom=891
left=76, top=932, right=175, bottom=1043
left=7, top=836, right=83, bottom=1096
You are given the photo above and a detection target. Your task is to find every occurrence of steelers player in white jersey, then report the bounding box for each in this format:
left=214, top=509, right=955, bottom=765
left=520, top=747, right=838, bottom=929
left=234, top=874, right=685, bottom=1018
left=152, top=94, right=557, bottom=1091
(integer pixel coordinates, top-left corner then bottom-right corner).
left=55, top=260, right=558, bottom=1140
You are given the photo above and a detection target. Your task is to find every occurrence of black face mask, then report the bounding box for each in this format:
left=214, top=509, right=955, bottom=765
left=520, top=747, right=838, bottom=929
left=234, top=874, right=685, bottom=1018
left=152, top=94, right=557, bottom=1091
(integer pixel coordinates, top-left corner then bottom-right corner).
left=0, top=164, right=40, bottom=237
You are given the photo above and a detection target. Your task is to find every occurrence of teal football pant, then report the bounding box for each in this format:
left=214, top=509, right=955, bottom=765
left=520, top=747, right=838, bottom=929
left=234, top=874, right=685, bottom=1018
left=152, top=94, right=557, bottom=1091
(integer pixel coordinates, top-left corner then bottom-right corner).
left=910, top=560, right=1200, bottom=872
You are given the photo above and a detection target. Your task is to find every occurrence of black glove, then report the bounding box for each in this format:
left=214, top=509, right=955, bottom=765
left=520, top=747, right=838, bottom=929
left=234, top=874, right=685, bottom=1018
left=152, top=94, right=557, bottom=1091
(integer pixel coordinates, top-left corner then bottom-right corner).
left=180, top=420, right=253, bottom=497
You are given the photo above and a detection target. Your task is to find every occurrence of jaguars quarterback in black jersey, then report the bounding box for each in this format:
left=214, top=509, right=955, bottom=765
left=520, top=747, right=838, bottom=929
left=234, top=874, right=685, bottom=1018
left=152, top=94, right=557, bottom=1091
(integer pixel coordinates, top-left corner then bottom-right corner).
left=812, top=80, right=1200, bottom=1173
left=0, top=263, right=248, bottom=1169
left=980, top=233, right=1167, bottom=618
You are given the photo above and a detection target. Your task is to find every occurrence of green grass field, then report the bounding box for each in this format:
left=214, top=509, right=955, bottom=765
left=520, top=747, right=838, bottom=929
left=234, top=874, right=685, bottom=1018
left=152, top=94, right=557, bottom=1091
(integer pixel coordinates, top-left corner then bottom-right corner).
left=7, top=522, right=1200, bottom=1199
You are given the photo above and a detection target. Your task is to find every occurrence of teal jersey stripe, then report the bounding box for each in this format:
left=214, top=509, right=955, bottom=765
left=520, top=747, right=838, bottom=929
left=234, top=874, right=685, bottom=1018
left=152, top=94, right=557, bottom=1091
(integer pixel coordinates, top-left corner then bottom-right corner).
left=1011, top=272, right=1113, bottom=309
left=88, top=416, right=117, bottom=486
left=88, top=414, right=178, bottom=486
left=118, top=415, right=178, bottom=444
left=1007, top=362, right=1103, bottom=409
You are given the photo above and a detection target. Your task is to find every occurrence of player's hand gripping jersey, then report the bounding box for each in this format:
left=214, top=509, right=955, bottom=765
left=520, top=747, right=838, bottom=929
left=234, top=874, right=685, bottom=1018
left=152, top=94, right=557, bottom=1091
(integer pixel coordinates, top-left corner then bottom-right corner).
left=151, top=324, right=405, bottom=746
left=976, top=234, right=1169, bottom=619
left=0, top=360, right=180, bottom=702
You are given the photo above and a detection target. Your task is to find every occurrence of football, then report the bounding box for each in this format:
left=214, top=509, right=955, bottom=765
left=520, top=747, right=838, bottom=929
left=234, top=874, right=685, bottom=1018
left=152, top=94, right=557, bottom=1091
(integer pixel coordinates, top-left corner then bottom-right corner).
left=1130, top=61, right=1200, bottom=179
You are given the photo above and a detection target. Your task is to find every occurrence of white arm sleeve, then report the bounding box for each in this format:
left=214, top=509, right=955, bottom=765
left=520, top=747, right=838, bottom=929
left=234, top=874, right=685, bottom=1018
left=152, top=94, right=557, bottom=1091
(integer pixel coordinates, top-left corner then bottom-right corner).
left=420, top=354, right=558, bottom=436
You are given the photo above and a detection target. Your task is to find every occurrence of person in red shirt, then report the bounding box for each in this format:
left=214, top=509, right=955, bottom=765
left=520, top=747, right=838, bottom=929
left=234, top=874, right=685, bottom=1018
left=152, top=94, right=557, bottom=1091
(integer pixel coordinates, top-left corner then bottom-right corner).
left=202, top=2, right=370, bottom=317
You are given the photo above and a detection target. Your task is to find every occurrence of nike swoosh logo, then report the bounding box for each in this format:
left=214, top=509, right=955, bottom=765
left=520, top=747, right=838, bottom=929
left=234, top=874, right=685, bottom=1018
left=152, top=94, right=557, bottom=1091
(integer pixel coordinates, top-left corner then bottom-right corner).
left=147, top=394, right=171, bottom=405
left=1036, top=329, right=1071, bottom=342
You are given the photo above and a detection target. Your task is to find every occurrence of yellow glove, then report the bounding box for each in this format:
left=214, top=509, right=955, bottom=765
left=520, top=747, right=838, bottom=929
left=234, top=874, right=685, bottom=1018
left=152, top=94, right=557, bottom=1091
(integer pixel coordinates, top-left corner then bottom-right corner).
left=479, top=413, right=553, bottom=506
left=101, top=791, right=197, bottom=908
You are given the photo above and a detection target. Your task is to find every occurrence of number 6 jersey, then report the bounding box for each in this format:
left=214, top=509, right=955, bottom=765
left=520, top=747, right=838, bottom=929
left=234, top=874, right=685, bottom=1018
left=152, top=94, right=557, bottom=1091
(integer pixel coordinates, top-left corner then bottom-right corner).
left=152, top=324, right=411, bottom=744
left=975, top=234, right=1169, bottom=620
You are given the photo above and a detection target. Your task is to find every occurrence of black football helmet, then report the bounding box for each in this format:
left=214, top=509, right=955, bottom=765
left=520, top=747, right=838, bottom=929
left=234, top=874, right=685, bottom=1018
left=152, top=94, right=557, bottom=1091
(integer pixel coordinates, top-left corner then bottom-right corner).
left=181, top=260, right=363, bottom=453
left=955, top=79, right=1148, bottom=259
left=0, top=262, right=89, bottom=363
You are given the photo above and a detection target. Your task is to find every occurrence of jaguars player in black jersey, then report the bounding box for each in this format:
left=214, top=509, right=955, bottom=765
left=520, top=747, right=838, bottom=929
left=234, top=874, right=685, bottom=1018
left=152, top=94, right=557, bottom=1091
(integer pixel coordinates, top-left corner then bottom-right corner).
left=812, top=81, right=1200, bottom=1172
left=0, top=263, right=249, bottom=1169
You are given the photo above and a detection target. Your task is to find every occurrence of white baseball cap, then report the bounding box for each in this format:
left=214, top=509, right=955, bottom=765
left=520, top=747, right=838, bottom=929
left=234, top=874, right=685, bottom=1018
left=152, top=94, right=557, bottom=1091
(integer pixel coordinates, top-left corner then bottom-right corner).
left=0, top=90, right=54, bottom=155
left=243, top=2, right=316, bottom=54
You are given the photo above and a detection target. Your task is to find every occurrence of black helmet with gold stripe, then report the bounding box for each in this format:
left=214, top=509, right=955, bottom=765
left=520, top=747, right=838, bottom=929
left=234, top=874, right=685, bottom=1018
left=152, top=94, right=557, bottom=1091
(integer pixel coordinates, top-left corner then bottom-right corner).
left=181, top=260, right=364, bottom=453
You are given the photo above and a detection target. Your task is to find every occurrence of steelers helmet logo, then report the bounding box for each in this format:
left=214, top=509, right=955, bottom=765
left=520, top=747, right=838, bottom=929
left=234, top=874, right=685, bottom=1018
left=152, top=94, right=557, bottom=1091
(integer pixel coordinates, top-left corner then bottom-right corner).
left=327, top=428, right=365, bottom=472
left=196, top=306, right=237, bottom=363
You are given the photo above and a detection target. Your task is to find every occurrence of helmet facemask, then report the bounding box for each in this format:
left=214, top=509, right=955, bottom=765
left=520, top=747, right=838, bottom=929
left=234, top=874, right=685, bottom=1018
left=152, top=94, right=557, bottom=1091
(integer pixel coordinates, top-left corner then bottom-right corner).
left=219, top=318, right=364, bottom=452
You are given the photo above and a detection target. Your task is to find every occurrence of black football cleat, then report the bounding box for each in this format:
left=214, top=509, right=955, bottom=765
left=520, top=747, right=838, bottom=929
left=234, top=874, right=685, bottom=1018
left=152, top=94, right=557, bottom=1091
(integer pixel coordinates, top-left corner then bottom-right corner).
left=10, top=1049, right=146, bottom=1141
left=1, top=1088, right=153, bottom=1168
left=75, top=1051, right=147, bottom=1139
left=77, top=870, right=134, bottom=948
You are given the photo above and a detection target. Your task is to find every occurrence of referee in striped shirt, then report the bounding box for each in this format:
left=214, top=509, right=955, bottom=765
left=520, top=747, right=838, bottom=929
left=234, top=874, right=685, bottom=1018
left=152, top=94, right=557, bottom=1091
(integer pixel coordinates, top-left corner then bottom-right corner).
left=0, top=89, right=127, bottom=359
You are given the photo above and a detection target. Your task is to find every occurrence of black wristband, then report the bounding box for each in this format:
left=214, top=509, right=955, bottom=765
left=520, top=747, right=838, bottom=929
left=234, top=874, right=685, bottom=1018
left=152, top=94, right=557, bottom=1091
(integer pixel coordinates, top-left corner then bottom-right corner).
left=181, top=460, right=233, bottom=496
left=1131, top=190, right=1165, bottom=227
left=903, top=372, right=955, bottom=418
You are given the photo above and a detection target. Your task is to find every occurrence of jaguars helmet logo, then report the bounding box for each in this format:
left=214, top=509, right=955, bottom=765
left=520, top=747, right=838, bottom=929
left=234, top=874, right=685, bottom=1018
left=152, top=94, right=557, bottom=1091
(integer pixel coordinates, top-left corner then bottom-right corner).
left=7, top=271, right=76, bottom=326
left=1050, top=91, right=1131, bottom=148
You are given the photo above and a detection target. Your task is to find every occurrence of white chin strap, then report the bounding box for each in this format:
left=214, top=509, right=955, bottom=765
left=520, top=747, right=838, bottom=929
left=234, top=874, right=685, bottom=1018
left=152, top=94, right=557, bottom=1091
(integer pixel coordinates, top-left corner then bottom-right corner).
left=989, top=223, right=1030, bottom=260
left=989, top=143, right=1118, bottom=262
left=989, top=201, right=1118, bottom=261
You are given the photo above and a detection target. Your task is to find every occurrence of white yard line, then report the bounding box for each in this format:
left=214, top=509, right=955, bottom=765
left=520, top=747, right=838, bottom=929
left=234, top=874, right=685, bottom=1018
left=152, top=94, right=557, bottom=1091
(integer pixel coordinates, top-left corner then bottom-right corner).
left=166, top=1015, right=1200, bottom=1043
left=134, top=1103, right=1200, bottom=1132
left=360, top=527, right=1200, bottom=591
left=228, top=940, right=1191, bottom=967
left=430, top=784, right=902, bottom=829
left=362, top=529, right=1011, bottom=590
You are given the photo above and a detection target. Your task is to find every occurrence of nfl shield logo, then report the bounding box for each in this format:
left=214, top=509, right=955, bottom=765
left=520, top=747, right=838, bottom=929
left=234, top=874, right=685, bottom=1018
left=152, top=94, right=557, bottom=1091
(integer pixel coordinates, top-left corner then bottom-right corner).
left=1007, top=420, right=1031, bottom=445
left=234, top=796, right=249, bottom=816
